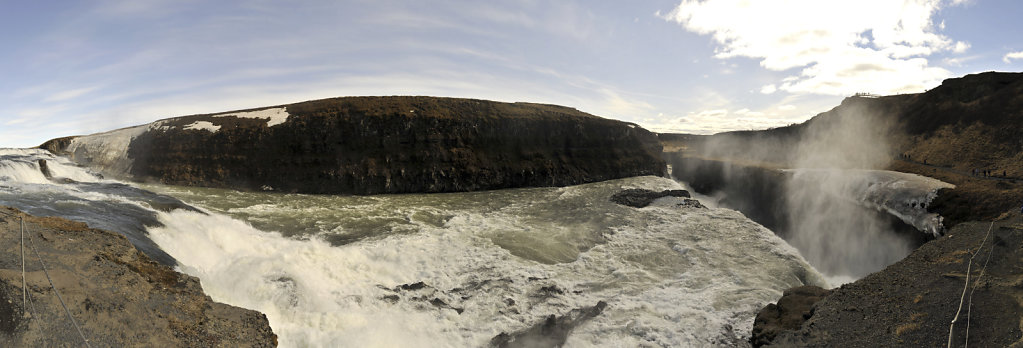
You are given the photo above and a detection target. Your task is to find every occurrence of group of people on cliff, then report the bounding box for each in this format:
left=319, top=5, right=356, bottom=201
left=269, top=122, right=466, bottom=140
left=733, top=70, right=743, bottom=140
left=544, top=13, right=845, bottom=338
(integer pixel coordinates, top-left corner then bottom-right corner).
left=973, top=168, right=1006, bottom=178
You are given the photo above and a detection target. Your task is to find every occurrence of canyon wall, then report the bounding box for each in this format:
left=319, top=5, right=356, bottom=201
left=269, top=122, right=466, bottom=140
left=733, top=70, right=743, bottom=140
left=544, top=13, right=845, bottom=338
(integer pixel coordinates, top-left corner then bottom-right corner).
left=41, top=97, right=666, bottom=194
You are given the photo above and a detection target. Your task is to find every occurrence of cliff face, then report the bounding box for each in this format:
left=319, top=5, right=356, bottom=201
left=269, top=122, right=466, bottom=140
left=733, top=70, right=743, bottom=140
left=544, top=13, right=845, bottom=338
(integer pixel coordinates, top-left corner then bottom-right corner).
left=662, top=72, right=1023, bottom=347
left=664, top=71, right=1023, bottom=222
left=42, top=97, right=665, bottom=194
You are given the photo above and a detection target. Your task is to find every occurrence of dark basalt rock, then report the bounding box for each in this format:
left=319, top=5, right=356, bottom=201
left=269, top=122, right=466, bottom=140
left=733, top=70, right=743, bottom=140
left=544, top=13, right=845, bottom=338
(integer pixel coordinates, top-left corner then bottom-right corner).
left=610, top=188, right=691, bottom=208
left=44, top=97, right=666, bottom=195
left=490, top=301, right=608, bottom=348
left=750, top=286, right=830, bottom=347
left=758, top=218, right=1023, bottom=347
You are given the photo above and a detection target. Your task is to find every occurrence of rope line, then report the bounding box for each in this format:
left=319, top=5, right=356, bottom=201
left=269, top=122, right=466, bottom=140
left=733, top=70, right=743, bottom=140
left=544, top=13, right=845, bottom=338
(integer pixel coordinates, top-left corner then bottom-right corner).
left=963, top=225, right=997, bottom=348
left=24, top=222, right=93, bottom=348
left=21, top=217, right=27, bottom=312
left=947, top=221, right=994, bottom=348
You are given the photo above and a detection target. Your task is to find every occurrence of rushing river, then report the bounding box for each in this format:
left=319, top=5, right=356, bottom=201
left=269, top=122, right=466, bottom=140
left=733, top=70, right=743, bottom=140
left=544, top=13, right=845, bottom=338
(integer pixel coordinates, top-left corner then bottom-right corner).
left=0, top=148, right=824, bottom=347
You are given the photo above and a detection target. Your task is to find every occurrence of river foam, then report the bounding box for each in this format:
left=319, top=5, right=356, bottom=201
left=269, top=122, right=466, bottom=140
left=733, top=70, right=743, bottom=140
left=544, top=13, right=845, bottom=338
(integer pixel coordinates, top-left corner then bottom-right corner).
left=0, top=148, right=826, bottom=346
left=146, top=176, right=824, bottom=347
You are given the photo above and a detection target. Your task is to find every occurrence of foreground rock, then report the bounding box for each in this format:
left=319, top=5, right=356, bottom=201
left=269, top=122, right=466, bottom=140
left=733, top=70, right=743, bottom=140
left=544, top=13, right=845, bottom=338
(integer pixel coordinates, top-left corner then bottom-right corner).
left=750, top=286, right=830, bottom=347
left=757, top=213, right=1023, bottom=347
left=41, top=96, right=665, bottom=194
left=0, top=207, right=276, bottom=347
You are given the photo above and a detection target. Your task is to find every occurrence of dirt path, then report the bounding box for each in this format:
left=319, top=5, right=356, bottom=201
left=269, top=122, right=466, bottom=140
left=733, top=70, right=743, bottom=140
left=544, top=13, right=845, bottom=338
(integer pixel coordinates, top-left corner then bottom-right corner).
left=895, top=158, right=1022, bottom=184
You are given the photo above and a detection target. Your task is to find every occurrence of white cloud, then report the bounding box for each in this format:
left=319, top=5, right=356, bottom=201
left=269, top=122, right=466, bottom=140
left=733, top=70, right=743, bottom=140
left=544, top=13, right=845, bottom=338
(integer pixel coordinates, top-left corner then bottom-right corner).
left=760, top=84, right=778, bottom=94
left=663, top=0, right=970, bottom=96
left=1003, top=51, right=1023, bottom=63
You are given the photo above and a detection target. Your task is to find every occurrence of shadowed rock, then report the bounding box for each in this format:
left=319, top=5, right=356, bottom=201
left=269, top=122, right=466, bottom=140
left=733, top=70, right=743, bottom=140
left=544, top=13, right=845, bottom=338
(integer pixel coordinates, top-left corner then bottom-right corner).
left=610, top=188, right=690, bottom=208
left=750, top=286, right=830, bottom=347
left=490, top=301, right=607, bottom=348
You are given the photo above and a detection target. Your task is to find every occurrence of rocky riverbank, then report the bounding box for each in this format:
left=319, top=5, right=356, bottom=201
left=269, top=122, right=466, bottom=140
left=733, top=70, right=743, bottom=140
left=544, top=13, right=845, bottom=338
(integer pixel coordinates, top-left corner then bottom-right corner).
left=754, top=212, right=1023, bottom=347
left=41, top=96, right=666, bottom=195
left=0, top=206, right=277, bottom=347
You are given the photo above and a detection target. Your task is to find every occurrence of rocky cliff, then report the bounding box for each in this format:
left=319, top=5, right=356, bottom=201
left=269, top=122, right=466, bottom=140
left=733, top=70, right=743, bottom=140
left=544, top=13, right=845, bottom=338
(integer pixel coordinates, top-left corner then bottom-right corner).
left=663, top=71, right=1023, bottom=223
left=659, top=72, right=1023, bottom=347
left=0, top=206, right=277, bottom=347
left=41, top=97, right=665, bottom=194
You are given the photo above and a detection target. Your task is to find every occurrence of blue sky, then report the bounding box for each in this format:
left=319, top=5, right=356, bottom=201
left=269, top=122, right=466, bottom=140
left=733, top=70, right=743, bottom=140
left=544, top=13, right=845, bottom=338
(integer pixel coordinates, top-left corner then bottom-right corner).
left=2, top=0, right=1022, bottom=147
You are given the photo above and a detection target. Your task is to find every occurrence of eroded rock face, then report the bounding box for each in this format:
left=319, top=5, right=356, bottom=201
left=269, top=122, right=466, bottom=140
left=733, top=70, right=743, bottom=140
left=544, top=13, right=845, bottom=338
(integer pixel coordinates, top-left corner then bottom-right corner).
left=750, top=286, right=830, bottom=347
left=42, top=97, right=666, bottom=194
left=0, top=207, right=277, bottom=347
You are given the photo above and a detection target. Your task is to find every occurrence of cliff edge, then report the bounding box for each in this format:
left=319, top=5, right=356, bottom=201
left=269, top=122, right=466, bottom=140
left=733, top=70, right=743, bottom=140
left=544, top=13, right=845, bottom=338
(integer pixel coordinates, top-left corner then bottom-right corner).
left=0, top=206, right=277, bottom=347
left=41, top=96, right=666, bottom=194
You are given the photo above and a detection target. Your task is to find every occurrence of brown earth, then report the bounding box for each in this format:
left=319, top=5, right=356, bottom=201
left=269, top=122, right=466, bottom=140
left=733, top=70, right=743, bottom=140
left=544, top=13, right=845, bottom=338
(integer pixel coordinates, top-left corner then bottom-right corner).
left=0, top=206, right=277, bottom=347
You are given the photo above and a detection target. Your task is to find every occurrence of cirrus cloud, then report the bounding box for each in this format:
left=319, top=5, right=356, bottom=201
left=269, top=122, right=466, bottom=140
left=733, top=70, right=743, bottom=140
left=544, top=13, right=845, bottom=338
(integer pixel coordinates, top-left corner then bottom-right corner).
left=662, top=0, right=969, bottom=96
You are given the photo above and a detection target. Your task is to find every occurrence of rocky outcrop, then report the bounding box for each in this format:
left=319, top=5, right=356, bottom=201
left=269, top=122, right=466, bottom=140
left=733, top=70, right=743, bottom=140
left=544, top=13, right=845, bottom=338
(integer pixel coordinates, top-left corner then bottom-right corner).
left=41, top=97, right=666, bottom=194
left=759, top=216, right=1023, bottom=347
left=490, top=301, right=608, bottom=348
left=749, top=286, right=830, bottom=347
left=609, top=188, right=690, bottom=208
left=0, top=207, right=277, bottom=347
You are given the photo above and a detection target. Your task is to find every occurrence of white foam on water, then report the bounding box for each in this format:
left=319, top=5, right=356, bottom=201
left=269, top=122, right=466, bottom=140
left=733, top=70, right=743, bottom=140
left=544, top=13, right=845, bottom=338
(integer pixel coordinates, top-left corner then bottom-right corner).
left=0, top=148, right=103, bottom=184
left=213, top=107, right=290, bottom=127
left=147, top=176, right=826, bottom=347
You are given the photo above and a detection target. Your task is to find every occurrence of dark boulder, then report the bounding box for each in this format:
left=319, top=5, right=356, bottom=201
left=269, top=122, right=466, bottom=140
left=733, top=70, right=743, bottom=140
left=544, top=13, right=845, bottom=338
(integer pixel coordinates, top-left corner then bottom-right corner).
left=610, top=188, right=691, bottom=208
left=750, top=285, right=830, bottom=347
left=490, top=301, right=607, bottom=348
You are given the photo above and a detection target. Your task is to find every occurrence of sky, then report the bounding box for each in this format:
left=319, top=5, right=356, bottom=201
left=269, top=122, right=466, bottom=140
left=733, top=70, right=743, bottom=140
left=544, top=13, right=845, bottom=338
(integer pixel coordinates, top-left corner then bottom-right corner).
left=2, top=0, right=1022, bottom=147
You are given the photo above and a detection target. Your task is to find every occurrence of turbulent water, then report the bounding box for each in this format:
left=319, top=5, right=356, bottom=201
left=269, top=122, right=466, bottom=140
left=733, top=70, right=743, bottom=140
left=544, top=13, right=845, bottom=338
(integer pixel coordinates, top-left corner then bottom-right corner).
left=0, top=148, right=826, bottom=347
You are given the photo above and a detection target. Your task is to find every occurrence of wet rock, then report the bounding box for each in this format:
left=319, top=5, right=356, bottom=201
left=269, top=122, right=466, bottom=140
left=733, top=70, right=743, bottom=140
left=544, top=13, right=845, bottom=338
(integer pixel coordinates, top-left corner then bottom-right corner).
left=750, top=285, right=830, bottom=347
left=538, top=285, right=564, bottom=296
left=490, top=301, right=608, bottom=348
left=610, top=188, right=691, bottom=208
left=37, top=159, right=52, bottom=179
left=428, top=298, right=464, bottom=314
left=397, top=281, right=428, bottom=291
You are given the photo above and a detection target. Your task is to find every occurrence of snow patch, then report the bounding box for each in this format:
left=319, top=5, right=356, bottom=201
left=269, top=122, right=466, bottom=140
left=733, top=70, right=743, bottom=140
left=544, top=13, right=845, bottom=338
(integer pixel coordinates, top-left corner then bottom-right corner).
left=214, top=107, right=290, bottom=127
left=183, top=121, right=221, bottom=133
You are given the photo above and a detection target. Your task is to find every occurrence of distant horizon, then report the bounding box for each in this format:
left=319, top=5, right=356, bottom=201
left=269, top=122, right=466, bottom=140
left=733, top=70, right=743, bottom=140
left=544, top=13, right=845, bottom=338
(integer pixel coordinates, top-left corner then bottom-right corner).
left=15, top=69, right=1018, bottom=147
left=3, top=1, right=1023, bottom=147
